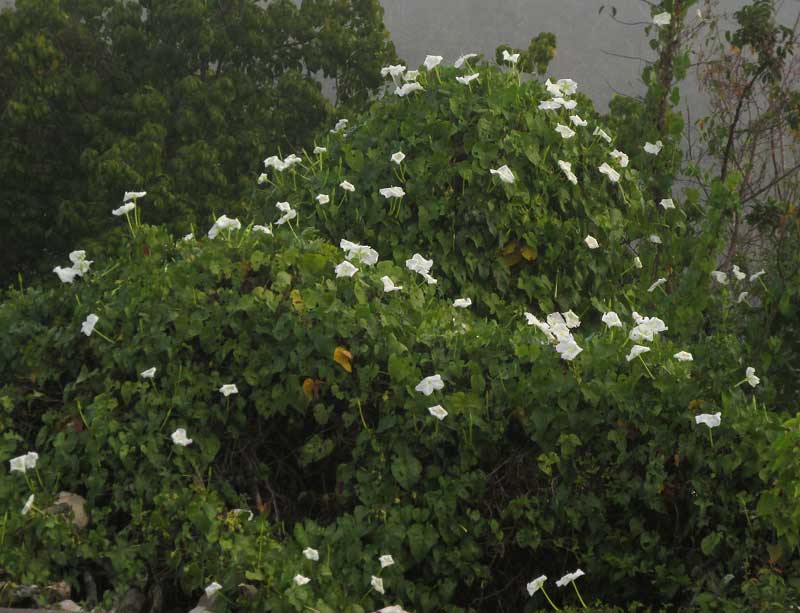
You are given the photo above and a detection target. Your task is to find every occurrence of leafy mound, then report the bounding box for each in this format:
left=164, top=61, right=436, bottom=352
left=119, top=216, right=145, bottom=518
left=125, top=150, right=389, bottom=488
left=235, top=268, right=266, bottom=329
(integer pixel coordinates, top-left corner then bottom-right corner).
left=255, top=60, right=682, bottom=316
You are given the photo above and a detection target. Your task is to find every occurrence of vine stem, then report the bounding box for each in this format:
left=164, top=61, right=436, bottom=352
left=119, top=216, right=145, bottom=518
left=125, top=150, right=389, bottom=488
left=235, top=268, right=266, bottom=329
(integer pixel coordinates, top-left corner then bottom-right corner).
left=572, top=582, right=588, bottom=608
left=542, top=586, right=561, bottom=611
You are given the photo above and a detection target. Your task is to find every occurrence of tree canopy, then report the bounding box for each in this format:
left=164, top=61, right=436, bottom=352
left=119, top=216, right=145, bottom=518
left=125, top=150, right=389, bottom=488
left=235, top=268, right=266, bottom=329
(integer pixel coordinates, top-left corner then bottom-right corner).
left=0, top=0, right=397, bottom=287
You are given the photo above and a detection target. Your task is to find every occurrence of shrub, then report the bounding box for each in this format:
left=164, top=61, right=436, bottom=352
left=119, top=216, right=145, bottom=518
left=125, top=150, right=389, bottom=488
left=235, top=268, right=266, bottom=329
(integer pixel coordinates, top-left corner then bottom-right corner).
left=2, top=52, right=799, bottom=612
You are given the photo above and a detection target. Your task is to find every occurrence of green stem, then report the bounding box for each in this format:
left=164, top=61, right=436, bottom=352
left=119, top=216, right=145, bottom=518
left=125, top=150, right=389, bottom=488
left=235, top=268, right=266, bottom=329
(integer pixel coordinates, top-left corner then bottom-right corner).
left=0, top=511, right=7, bottom=546
left=541, top=586, right=561, bottom=611
left=77, top=399, right=89, bottom=431
left=638, top=356, right=655, bottom=380
left=572, top=582, right=588, bottom=608
left=124, top=211, right=136, bottom=238
left=357, top=399, right=371, bottom=433
left=94, top=329, right=115, bottom=344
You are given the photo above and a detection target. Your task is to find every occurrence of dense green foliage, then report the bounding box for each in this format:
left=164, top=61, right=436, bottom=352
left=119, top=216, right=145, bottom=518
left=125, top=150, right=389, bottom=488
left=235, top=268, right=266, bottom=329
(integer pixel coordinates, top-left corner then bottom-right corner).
left=2, top=49, right=800, bottom=611
left=0, top=0, right=397, bottom=287
left=258, top=56, right=728, bottom=325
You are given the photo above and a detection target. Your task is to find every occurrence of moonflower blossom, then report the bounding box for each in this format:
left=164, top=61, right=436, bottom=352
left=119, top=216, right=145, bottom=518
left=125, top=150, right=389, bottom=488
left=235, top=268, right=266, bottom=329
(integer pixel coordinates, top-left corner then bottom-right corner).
left=112, top=202, right=136, bottom=216
left=423, top=55, right=443, bottom=70
left=538, top=99, right=562, bottom=111
left=275, top=202, right=297, bottom=225
left=380, top=65, right=406, bottom=79
left=22, top=494, right=34, bottom=515
left=558, top=160, right=578, bottom=185
left=380, top=186, right=406, bottom=199
left=293, top=575, right=311, bottom=586
left=557, top=78, right=578, bottom=96
left=303, top=548, right=320, bottom=561
left=490, top=165, right=515, bottom=184
left=395, top=82, right=424, bottom=97
left=420, top=272, right=438, bottom=285
left=626, top=344, right=651, bottom=362
left=371, top=576, right=385, bottom=594
left=598, top=162, right=620, bottom=183
left=553, top=97, right=577, bottom=110
left=335, top=260, right=359, bottom=278
left=379, top=554, right=395, bottom=568
left=252, top=225, right=272, bottom=235
left=81, top=314, right=99, bottom=337
left=584, top=235, right=599, bottom=249
left=140, top=367, right=157, bottom=379
left=659, top=198, right=676, bottom=210
left=204, top=582, right=222, bottom=598
left=456, top=73, right=480, bottom=85
left=404, top=70, right=420, bottom=81
left=313, top=146, right=327, bottom=154
left=674, top=351, right=693, bottom=361
left=391, top=151, right=406, bottom=164
left=502, top=49, right=520, bottom=64
left=257, top=173, right=269, bottom=185
left=750, top=270, right=765, bottom=282
left=737, top=291, right=749, bottom=304
left=316, top=194, right=330, bottom=205
left=381, top=276, right=402, bottom=292
left=415, top=374, right=444, bottom=396
left=453, top=298, right=472, bottom=308
left=9, top=451, right=38, bottom=474
left=634, top=256, right=643, bottom=269
left=711, top=270, right=728, bottom=284
left=648, top=277, right=667, bottom=292
left=653, top=12, right=671, bottom=26
left=219, top=384, right=238, bottom=397
left=405, top=253, right=433, bottom=275
left=629, top=315, right=668, bottom=341
left=570, top=114, right=588, bottom=127
left=231, top=508, right=254, bottom=521
left=208, top=214, right=242, bottom=238
left=454, top=53, right=478, bottom=68
left=53, top=266, right=79, bottom=284
left=545, top=78, right=563, bottom=97
left=263, top=154, right=302, bottom=172
left=649, top=235, right=662, bottom=244
left=602, top=312, right=623, bottom=328
left=171, top=428, right=193, bottom=446
left=555, top=124, right=576, bottom=139
left=340, top=180, right=355, bottom=192
left=527, top=575, right=547, bottom=596
left=745, top=366, right=760, bottom=387
left=428, top=405, right=448, bottom=420
left=593, top=127, right=612, bottom=143
left=563, top=310, right=581, bottom=328
left=556, top=569, right=585, bottom=587
left=556, top=337, right=583, bottom=361
left=340, top=240, right=379, bottom=266
left=610, top=150, right=629, bottom=167
left=69, top=250, right=92, bottom=276
left=123, top=191, right=146, bottom=202
left=330, top=118, right=349, bottom=133
left=732, top=264, right=746, bottom=281
left=695, top=412, right=721, bottom=428
left=644, top=140, right=664, bottom=155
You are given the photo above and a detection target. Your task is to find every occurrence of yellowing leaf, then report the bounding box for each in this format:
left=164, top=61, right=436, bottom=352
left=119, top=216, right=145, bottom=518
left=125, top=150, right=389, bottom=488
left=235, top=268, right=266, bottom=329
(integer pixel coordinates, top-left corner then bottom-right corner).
left=521, top=245, right=537, bottom=261
left=290, top=289, right=304, bottom=311
left=333, top=346, right=353, bottom=373
left=302, top=378, right=321, bottom=399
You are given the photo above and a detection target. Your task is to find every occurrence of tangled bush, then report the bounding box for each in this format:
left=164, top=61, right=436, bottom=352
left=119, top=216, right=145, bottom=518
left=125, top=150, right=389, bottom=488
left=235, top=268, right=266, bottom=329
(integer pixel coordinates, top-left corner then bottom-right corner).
left=254, top=53, right=726, bottom=323
left=2, top=54, right=799, bottom=612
